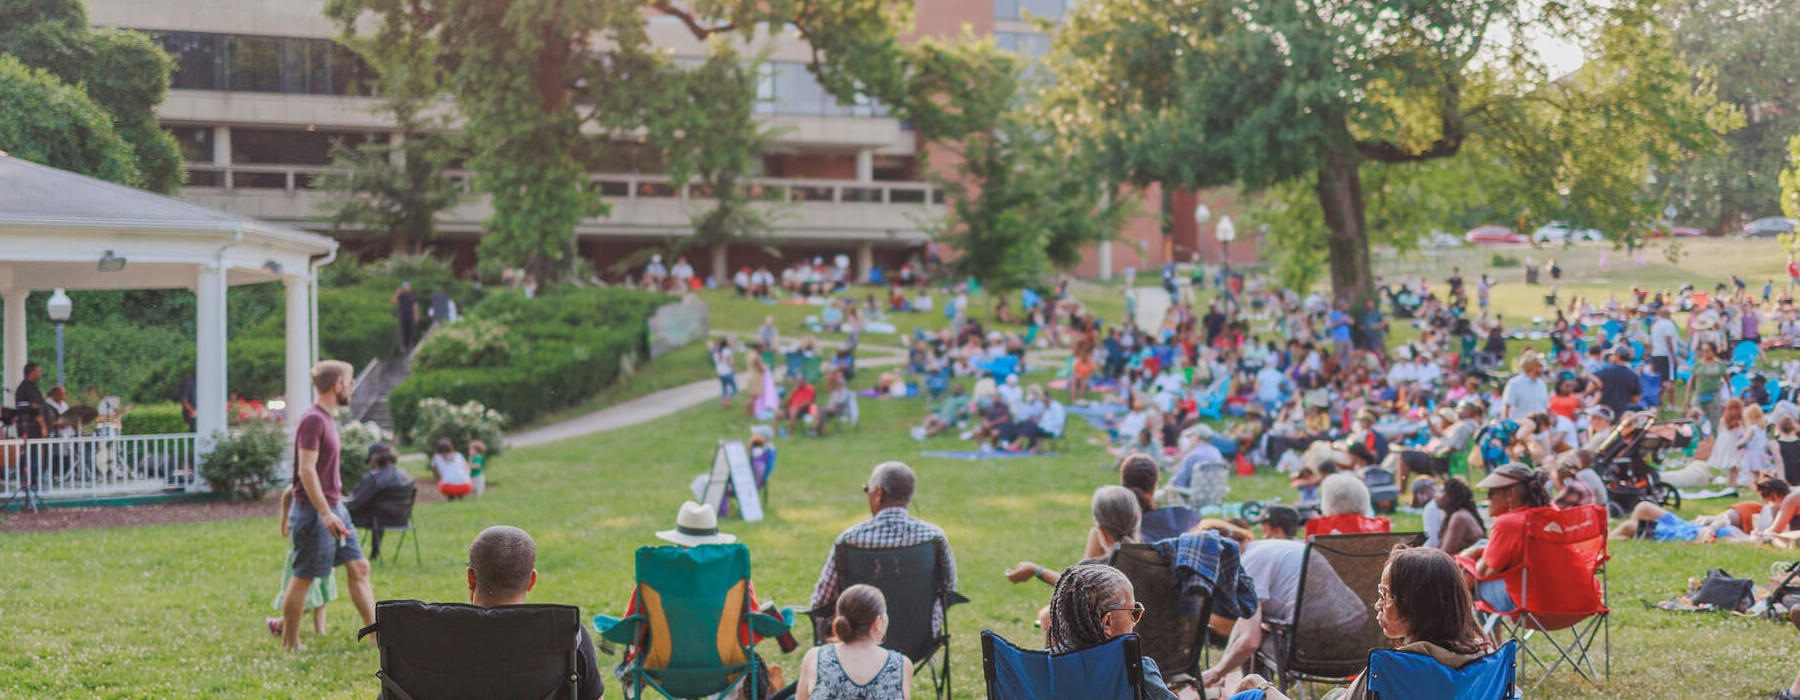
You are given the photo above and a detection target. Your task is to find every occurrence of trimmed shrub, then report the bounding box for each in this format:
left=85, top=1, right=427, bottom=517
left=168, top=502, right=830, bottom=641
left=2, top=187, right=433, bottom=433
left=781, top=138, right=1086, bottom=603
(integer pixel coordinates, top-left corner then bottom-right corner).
left=319, top=283, right=399, bottom=367
left=122, top=402, right=188, bottom=435
left=200, top=421, right=287, bottom=500
left=406, top=398, right=507, bottom=456
left=411, top=317, right=513, bottom=372
left=389, top=287, right=665, bottom=440
left=337, top=419, right=393, bottom=491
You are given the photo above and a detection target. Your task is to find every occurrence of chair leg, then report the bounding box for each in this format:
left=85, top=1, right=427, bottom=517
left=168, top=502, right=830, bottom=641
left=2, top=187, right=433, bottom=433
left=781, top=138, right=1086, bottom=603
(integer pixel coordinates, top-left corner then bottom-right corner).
left=410, top=526, right=421, bottom=565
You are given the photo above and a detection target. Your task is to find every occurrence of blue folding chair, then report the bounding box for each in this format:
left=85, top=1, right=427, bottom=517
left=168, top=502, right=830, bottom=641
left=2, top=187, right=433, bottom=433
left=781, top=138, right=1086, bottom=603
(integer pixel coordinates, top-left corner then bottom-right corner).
left=1732, top=340, right=1761, bottom=368
left=1365, top=640, right=1518, bottom=699
left=982, top=631, right=1144, bottom=700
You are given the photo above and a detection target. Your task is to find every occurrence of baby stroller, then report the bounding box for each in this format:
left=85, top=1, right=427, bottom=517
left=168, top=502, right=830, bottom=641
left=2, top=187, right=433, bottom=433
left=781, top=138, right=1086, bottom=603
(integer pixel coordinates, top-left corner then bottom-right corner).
left=1592, top=412, right=1689, bottom=517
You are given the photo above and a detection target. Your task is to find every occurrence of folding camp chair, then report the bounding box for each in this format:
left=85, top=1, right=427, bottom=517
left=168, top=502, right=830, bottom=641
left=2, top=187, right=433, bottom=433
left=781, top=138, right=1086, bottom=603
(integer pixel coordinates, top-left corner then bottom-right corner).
left=1732, top=340, right=1761, bottom=368
left=1108, top=543, right=1211, bottom=690
left=806, top=541, right=967, bottom=700
left=1365, top=640, right=1518, bottom=700
left=982, top=631, right=1145, bottom=700
left=1263, top=531, right=1426, bottom=697
left=356, top=485, right=420, bottom=565
left=1165, top=461, right=1230, bottom=511
left=358, top=599, right=586, bottom=700
left=1364, top=466, right=1399, bottom=514
left=1476, top=504, right=1609, bottom=691
left=783, top=351, right=806, bottom=380
left=1303, top=514, right=1392, bottom=538
left=595, top=544, right=794, bottom=700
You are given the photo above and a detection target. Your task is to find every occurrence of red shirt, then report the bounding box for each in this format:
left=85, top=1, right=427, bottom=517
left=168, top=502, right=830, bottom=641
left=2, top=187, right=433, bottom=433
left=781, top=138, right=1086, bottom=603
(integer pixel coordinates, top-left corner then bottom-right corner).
left=1481, top=506, right=1550, bottom=606
left=293, top=404, right=342, bottom=507
left=788, top=382, right=816, bottom=410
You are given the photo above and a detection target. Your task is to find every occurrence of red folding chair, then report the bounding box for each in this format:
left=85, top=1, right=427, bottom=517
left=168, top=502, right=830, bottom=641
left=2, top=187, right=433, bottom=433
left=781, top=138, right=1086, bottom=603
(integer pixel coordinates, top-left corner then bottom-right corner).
left=1475, top=504, right=1609, bottom=690
left=1303, top=514, right=1391, bottom=538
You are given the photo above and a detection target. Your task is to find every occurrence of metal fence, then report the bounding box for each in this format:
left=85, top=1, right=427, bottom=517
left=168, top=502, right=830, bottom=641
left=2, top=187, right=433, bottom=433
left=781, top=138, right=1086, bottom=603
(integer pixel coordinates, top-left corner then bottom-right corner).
left=1, top=433, right=199, bottom=505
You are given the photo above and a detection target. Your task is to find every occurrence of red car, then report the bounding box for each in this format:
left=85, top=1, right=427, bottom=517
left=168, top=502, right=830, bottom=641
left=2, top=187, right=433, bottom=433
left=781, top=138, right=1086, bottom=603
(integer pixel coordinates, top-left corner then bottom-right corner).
left=1465, top=225, right=1528, bottom=245
left=1648, top=225, right=1705, bottom=238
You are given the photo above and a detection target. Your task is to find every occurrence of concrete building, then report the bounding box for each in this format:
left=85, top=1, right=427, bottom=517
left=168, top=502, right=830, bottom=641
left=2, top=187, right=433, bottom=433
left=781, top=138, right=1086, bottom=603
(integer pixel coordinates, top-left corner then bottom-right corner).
left=84, top=0, right=1244, bottom=283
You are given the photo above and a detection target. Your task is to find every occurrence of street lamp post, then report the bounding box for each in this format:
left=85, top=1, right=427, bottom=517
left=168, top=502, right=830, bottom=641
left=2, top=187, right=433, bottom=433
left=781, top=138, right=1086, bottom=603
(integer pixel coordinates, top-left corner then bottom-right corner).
left=46, top=288, right=72, bottom=387
left=1215, top=216, right=1237, bottom=297
left=1193, top=204, right=1212, bottom=290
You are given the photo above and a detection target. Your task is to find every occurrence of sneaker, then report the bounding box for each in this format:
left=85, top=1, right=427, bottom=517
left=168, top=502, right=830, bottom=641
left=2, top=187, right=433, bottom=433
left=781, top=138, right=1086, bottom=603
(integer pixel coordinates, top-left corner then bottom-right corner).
left=958, top=431, right=974, bottom=441
left=266, top=617, right=282, bottom=637
left=1773, top=691, right=1799, bottom=700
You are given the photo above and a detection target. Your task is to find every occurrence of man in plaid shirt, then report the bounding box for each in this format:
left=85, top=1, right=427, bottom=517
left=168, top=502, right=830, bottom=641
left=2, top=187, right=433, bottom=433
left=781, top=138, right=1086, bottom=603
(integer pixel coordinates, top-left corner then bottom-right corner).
left=809, top=461, right=959, bottom=635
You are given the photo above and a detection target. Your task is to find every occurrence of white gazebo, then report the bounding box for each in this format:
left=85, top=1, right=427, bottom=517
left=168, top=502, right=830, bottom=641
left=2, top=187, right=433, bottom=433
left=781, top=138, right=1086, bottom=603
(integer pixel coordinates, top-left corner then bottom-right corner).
left=0, top=153, right=337, bottom=502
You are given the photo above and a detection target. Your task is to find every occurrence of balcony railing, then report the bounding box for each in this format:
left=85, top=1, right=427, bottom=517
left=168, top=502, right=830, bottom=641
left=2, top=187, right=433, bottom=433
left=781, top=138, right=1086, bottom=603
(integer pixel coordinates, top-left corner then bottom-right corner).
left=182, top=164, right=946, bottom=206
left=2, top=432, right=199, bottom=504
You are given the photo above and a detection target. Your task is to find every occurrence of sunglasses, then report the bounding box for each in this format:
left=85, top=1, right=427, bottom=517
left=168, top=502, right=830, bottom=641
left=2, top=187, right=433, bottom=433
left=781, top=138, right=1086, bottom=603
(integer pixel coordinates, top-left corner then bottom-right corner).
left=1104, top=602, right=1145, bottom=624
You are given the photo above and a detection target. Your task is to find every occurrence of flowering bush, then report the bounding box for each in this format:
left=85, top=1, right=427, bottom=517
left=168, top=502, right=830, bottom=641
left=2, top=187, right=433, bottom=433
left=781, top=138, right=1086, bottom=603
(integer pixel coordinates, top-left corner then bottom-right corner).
left=200, top=421, right=288, bottom=500
left=228, top=395, right=277, bottom=425
left=412, top=317, right=514, bottom=372
left=407, top=398, right=507, bottom=457
left=337, top=419, right=394, bottom=491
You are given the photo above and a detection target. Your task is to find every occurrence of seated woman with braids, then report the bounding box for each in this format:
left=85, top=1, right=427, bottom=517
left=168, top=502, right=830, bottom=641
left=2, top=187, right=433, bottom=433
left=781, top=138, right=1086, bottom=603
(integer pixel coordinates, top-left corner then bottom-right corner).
left=1047, top=564, right=1195, bottom=700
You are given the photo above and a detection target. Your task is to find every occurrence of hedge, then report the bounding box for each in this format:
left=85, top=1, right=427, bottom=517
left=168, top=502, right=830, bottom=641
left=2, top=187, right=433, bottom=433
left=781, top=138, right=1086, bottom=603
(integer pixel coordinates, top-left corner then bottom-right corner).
left=388, top=287, right=666, bottom=440
left=122, top=402, right=188, bottom=435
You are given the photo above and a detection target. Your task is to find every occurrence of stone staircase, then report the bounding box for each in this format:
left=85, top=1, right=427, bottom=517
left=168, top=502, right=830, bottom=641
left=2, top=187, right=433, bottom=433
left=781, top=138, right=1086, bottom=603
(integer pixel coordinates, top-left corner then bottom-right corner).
left=350, top=347, right=414, bottom=435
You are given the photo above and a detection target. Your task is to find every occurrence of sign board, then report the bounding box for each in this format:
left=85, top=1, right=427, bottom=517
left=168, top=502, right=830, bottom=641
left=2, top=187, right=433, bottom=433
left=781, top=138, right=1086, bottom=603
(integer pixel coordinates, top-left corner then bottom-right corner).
left=701, top=440, right=764, bottom=522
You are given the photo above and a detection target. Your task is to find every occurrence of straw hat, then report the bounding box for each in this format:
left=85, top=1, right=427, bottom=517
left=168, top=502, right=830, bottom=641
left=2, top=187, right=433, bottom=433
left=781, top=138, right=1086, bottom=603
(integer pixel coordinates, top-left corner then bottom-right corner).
left=656, top=501, right=738, bottom=546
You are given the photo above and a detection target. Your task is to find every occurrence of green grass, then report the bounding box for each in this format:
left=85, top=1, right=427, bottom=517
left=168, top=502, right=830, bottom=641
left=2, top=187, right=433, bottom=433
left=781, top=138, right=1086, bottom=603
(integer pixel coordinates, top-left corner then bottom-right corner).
left=4, top=368, right=1798, bottom=698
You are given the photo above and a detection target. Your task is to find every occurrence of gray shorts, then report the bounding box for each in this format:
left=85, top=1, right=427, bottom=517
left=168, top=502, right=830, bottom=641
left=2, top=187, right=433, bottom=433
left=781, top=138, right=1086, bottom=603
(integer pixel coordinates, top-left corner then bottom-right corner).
left=288, top=500, right=365, bottom=579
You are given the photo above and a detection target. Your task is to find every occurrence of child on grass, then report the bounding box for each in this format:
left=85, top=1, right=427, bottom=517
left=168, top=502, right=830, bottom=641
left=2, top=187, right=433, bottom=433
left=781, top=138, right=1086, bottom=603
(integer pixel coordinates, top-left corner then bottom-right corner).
left=267, top=486, right=336, bottom=637
left=468, top=439, right=488, bottom=497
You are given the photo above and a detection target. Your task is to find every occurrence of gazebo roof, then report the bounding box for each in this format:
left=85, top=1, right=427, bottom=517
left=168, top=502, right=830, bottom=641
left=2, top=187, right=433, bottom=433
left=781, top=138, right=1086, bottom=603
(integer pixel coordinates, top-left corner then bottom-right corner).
left=0, top=153, right=337, bottom=290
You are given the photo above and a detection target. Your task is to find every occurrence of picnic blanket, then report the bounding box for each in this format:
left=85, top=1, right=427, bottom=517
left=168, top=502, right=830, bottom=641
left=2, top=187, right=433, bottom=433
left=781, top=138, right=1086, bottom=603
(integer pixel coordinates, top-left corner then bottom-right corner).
left=1066, top=403, right=1128, bottom=431
left=920, top=449, right=1054, bottom=461
left=1679, top=487, right=1739, bottom=501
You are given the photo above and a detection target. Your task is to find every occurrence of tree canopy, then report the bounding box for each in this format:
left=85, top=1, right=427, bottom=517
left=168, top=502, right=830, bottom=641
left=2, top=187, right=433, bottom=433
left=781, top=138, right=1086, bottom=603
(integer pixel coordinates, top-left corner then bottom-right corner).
left=0, top=0, right=183, bottom=192
left=0, top=54, right=139, bottom=184
left=1043, top=0, right=1737, bottom=303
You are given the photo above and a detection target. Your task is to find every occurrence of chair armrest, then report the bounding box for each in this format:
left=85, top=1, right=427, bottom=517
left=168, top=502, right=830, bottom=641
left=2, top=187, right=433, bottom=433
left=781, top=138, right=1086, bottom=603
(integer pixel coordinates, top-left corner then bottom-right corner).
left=946, top=590, right=971, bottom=608
left=594, top=613, right=645, bottom=646
left=746, top=606, right=795, bottom=639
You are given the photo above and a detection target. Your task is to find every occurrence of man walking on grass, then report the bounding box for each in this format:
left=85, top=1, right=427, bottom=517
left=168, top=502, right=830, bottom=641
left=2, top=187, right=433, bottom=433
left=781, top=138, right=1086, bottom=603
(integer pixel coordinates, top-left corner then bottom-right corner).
left=280, top=360, right=376, bottom=650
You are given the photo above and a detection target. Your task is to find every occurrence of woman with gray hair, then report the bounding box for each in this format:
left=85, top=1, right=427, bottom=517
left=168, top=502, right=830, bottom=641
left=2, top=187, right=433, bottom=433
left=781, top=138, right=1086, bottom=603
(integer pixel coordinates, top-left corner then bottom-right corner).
left=1006, top=486, right=1142, bottom=587
left=1319, top=472, right=1373, bottom=517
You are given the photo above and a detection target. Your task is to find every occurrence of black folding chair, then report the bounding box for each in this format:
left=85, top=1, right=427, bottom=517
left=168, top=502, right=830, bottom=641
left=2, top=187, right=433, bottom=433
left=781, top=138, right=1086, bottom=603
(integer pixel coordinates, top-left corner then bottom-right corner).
left=1262, top=532, right=1425, bottom=698
left=357, top=485, right=420, bottom=565
left=1108, top=543, right=1212, bottom=690
left=807, top=541, right=968, bottom=700
left=358, top=599, right=586, bottom=700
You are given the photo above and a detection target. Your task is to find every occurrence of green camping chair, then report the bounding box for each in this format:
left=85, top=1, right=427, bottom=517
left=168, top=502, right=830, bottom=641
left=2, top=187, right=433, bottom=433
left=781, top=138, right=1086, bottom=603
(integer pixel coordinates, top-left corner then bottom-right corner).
left=801, top=355, right=825, bottom=384
left=594, top=544, right=794, bottom=700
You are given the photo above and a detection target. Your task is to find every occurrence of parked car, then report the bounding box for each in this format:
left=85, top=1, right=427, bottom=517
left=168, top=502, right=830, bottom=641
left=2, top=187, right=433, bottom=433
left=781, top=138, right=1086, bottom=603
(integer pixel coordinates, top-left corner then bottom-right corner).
left=1531, top=222, right=1605, bottom=244
left=1742, top=217, right=1798, bottom=238
left=1419, top=231, right=1464, bottom=248
left=1647, top=224, right=1705, bottom=238
left=1465, top=225, right=1527, bottom=245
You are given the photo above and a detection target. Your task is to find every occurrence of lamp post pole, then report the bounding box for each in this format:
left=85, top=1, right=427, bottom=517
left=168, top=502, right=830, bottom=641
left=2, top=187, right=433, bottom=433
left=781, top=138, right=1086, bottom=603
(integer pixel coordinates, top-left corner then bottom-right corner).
left=1193, top=204, right=1212, bottom=292
left=1215, top=216, right=1237, bottom=299
left=47, top=289, right=72, bottom=387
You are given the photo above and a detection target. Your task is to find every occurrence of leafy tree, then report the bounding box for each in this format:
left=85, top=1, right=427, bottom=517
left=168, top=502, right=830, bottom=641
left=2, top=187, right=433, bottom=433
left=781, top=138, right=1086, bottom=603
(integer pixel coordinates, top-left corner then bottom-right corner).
left=1661, top=0, right=1800, bottom=232
left=0, top=54, right=138, bottom=184
left=1044, top=0, right=1735, bottom=305
left=320, top=14, right=464, bottom=254
left=0, top=0, right=183, bottom=192
left=1780, top=127, right=1800, bottom=253
left=328, top=0, right=914, bottom=286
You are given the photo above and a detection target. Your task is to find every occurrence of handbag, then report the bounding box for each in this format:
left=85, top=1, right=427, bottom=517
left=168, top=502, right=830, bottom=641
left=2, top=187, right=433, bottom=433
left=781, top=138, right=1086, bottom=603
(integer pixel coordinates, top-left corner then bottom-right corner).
left=1690, top=568, right=1755, bottom=611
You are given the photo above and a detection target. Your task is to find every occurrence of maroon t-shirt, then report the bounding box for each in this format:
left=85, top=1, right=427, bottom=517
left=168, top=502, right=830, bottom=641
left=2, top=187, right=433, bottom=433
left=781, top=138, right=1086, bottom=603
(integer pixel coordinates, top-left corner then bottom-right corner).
left=293, top=404, right=342, bottom=507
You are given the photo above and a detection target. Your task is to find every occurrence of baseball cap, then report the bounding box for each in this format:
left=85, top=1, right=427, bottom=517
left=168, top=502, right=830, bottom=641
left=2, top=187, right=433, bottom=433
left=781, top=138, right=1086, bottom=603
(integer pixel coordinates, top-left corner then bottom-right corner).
left=1475, top=463, right=1540, bottom=490
left=1584, top=405, right=1614, bottom=421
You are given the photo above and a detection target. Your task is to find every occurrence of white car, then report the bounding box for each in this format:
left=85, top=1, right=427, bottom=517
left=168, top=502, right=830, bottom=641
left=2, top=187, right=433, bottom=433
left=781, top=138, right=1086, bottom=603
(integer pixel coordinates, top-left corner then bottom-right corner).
left=1419, top=231, right=1463, bottom=248
left=1531, top=222, right=1605, bottom=244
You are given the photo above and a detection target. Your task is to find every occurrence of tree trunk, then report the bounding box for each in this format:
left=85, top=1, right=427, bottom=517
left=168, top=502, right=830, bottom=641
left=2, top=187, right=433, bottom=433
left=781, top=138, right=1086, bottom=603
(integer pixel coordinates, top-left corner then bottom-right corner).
left=1315, top=150, right=1374, bottom=309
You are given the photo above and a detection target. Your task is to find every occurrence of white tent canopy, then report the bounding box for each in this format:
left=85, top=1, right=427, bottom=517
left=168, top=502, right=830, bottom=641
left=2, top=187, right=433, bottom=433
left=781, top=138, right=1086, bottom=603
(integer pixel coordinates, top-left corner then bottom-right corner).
left=0, top=152, right=339, bottom=438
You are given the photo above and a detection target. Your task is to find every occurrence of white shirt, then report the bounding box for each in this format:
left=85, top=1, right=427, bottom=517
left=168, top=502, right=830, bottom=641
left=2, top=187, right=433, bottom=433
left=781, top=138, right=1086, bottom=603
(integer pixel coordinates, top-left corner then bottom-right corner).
left=1254, top=366, right=1288, bottom=402
left=1501, top=373, right=1550, bottom=418
left=431, top=453, right=472, bottom=485
left=1242, top=539, right=1306, bottom=626
left=1650, top=317, right=1680, bottom=358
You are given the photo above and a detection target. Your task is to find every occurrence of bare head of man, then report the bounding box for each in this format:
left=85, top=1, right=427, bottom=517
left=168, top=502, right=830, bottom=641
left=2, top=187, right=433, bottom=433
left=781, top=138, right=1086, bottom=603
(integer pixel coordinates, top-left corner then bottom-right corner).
left=467, top=526, right=537, bottom=607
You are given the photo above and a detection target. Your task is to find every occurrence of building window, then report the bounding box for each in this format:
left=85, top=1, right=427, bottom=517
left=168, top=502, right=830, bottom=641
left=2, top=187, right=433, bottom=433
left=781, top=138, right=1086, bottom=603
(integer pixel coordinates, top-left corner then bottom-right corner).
left=136, top=30, right=375, bottom=96
left=998, top=0, right=1067, bottom=20
left=231, top=128, right=373, bottom=165
left=754, top=61, right=888, bottom=118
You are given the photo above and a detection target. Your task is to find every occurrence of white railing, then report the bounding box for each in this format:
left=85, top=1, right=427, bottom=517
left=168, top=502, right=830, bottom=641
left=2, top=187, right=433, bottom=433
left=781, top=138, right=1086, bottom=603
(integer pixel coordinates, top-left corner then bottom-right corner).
left=1, top=433, right=199, bottom=504
left=180, top=164, right=946, bottom=207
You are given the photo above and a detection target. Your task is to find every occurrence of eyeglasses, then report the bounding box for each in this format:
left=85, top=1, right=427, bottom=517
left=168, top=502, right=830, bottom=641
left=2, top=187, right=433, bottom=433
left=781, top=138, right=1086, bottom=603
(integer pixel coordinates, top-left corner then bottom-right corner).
left=1103, top=602, right=1145, bottom=624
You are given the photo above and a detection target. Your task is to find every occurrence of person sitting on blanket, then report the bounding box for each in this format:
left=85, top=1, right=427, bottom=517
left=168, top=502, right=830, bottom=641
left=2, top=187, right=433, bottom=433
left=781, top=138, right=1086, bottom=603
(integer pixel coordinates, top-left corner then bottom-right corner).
left=1752, top=477, right=1800, bottom=540
left=1004, top=387, right=1066, bottom=452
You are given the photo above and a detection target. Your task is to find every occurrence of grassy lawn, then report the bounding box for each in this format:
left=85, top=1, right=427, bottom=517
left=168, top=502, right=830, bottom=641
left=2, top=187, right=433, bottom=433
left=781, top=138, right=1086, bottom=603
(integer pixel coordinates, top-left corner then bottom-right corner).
left=3, top=366, right=1798, bottom=698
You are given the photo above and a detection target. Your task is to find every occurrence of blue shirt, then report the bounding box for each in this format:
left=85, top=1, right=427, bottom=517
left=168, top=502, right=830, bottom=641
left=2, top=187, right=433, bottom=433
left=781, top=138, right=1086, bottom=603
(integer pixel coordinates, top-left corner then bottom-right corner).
left=1330, top=311, right=1353, bottom=341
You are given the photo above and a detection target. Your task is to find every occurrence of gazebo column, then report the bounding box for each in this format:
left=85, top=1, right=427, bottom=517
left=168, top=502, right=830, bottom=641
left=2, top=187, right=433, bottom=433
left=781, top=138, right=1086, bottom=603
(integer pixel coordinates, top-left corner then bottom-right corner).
left=194, top=264, right=229, bottom=441
left=2, top=289, right=24, bottom=397
left=283, top=275, right=313, bottom=424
